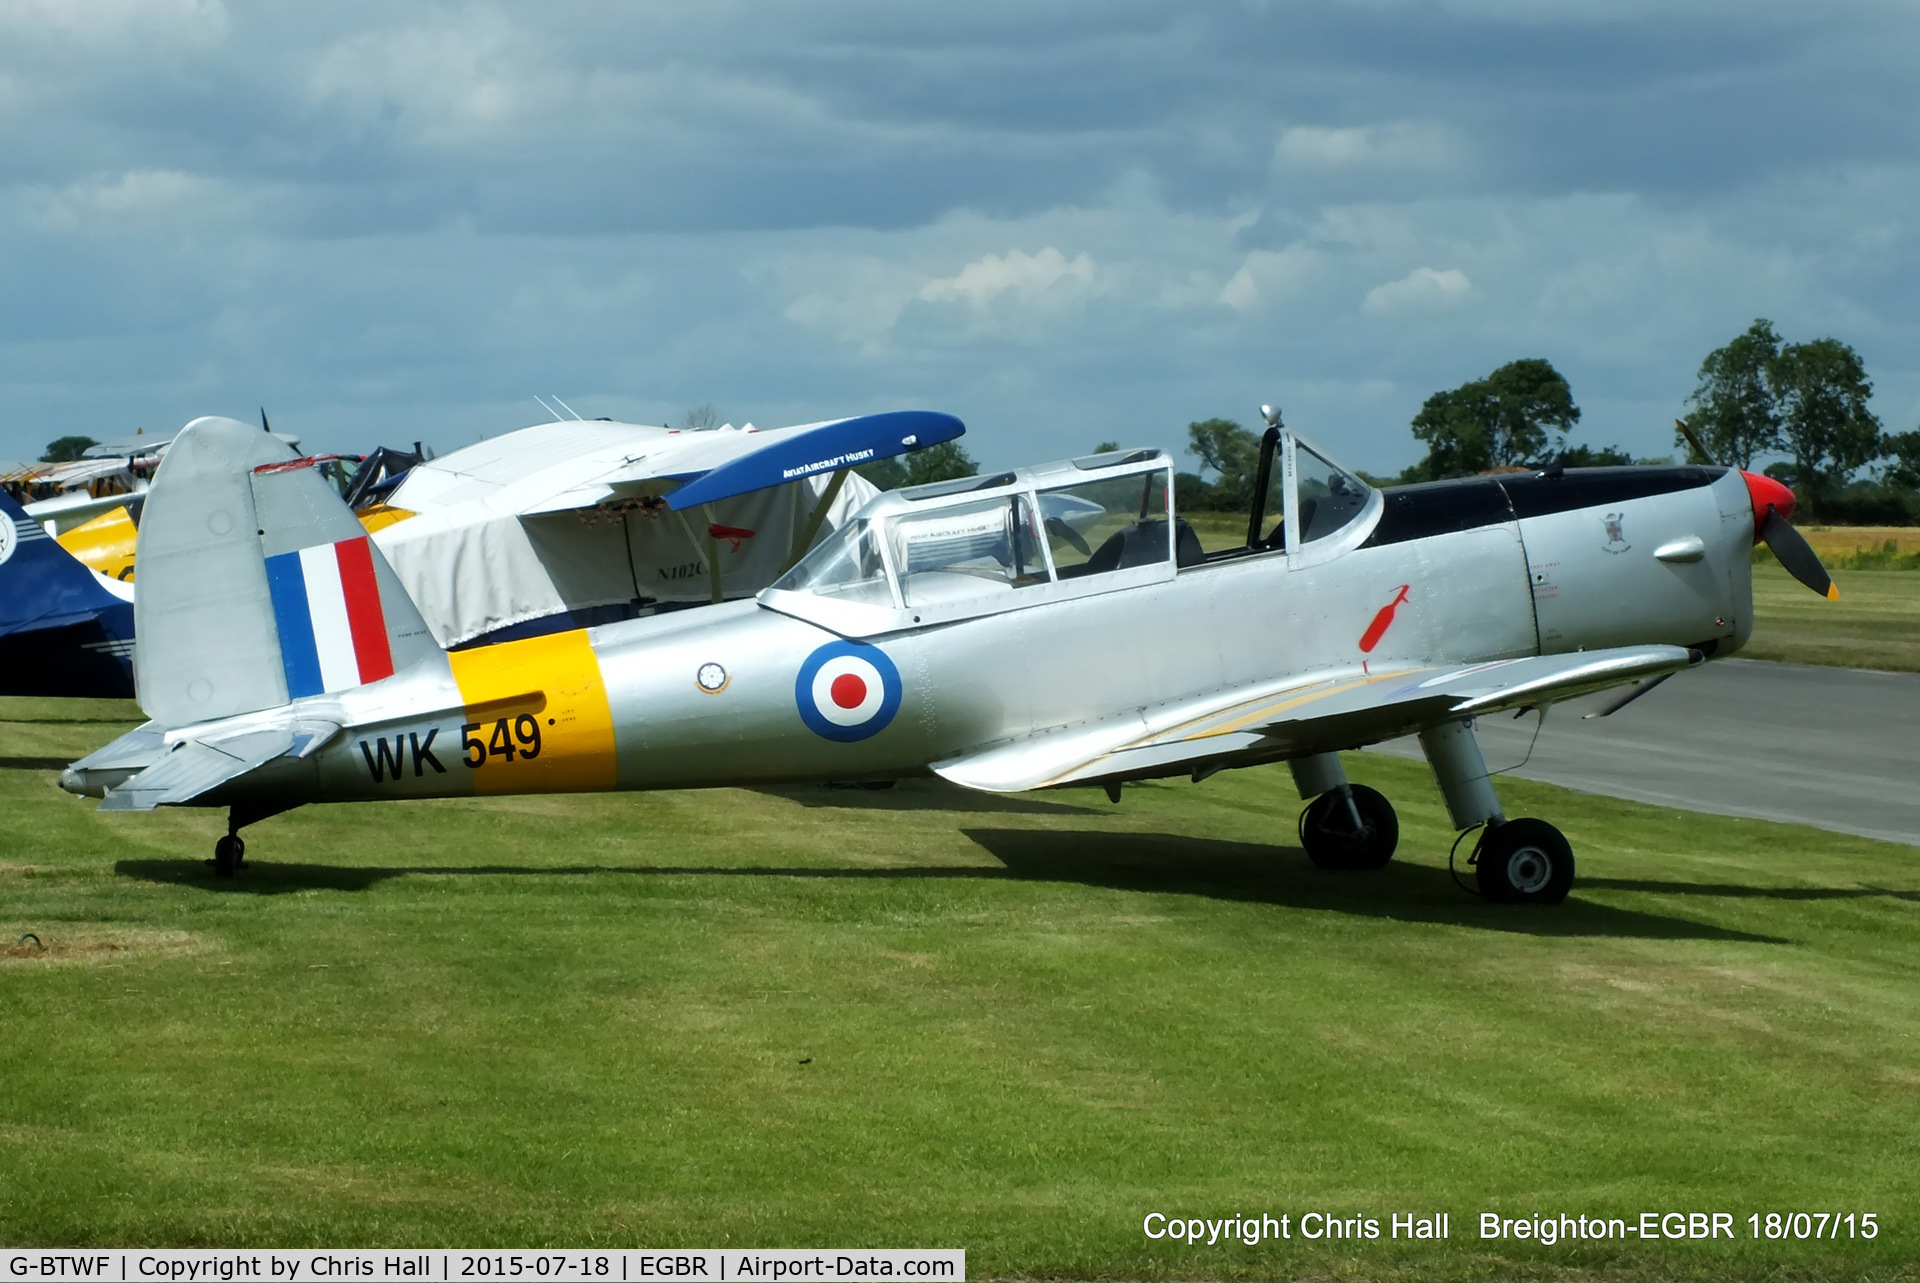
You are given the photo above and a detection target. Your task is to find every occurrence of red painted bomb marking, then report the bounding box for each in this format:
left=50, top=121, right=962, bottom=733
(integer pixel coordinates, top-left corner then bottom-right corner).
left=1359, top=584, right=1412, bottom=653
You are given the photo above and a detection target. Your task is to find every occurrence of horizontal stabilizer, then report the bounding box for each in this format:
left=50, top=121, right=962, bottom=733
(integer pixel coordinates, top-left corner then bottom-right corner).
left=99, top=727, right=295, bottom=811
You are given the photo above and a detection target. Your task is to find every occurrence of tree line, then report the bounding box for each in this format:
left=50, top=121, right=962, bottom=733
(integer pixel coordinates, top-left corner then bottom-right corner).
left=1177, top=321, right=1920, bottom=523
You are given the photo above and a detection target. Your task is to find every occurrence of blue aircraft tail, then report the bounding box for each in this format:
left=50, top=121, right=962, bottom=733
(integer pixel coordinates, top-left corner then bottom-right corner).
left=0, top=489, right=136, bottom=698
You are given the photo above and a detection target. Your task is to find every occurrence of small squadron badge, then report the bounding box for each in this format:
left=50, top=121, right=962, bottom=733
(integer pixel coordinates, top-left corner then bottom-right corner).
left=1601, top=512, right=1631, bottom=555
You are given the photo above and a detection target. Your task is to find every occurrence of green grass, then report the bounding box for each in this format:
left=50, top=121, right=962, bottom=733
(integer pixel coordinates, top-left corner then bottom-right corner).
left=4, top=700, right=1918, bottom=1280
left=1754, top=526, right=1920, bottom=572
left=1747, top=563, right=1920, bottom=672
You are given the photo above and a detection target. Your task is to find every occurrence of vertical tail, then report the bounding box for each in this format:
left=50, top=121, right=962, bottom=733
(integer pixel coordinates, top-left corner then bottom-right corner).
left=133, top=416, right=441, bottom=726
left=0, top=489, right=136, bottom=697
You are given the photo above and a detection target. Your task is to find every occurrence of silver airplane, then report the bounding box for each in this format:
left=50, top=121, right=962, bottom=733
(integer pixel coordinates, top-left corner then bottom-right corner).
left=62, top=410, right=1833, bottom=904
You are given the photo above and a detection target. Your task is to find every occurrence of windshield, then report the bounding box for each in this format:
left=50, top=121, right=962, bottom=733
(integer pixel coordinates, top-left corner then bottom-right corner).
left=1295, top=444, right=1371, bottom=544
left=768, top=518, right=896, bottom=607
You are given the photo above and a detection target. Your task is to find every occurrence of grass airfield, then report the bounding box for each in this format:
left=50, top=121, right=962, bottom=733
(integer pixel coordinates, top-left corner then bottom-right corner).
left=3, top=698, right=1918, bottom=1279
left=1746, top=562, right=1920, bottom=672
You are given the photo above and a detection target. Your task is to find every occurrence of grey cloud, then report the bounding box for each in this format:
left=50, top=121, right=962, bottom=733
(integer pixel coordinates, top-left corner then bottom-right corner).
left=1, top=1, right=1916, bottom=474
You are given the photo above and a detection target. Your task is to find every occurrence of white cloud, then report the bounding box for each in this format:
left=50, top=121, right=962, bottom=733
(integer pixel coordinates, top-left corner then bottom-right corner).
left=27, top=169, right=234, bottom=231
left=308, top=18, right=530, bottom=144
left=1219, top=245, right=1320, bottom=313
left=1276, top=122, right=1463, bottom=172
left=1363, top=266, right=1474, bottom=315
left=778, top=254, right=926, bottom=353
left=917, top=247, right=1095, bottom=310
left=0, top=0, right=226, bottom=41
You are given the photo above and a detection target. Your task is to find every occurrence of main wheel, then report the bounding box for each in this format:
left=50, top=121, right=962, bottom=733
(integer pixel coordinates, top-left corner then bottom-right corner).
left=1474, top=819, right=1574, bottom=904
left=213, top=835, right=242, bottom=878
left=1300, top=784, right=1399, bottom=870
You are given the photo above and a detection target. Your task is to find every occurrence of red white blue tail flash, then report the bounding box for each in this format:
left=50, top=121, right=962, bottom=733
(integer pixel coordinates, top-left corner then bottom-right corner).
left=264, top=536, right=395, bottom=698
left=795, top=641, right=901, bottom=742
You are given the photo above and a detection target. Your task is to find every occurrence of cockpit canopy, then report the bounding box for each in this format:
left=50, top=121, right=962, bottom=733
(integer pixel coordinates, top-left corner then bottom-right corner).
left=761, top=432, right=1375, bottom=637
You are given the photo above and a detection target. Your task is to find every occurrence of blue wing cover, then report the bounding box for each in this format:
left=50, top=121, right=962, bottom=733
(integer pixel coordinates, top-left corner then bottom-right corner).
left=0, top=490, right=137, bottom=697
left=665, top=410, right=964, bottom=511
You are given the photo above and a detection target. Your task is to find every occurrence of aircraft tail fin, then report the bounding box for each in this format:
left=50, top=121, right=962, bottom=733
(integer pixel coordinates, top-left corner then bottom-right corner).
left=133, top=416, right=442, bottom=726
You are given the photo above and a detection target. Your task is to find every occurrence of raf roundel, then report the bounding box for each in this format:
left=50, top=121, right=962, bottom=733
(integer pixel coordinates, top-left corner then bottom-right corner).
left=795, top=641, right=903, bottom=742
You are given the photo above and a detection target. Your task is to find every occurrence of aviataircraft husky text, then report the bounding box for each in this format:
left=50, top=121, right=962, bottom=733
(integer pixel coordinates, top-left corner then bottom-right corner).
left=62, top=410, right=1833, bottom=903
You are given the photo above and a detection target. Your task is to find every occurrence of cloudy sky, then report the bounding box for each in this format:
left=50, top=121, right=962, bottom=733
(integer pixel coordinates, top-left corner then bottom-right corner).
left=3, top=0, right=1916, bottom=476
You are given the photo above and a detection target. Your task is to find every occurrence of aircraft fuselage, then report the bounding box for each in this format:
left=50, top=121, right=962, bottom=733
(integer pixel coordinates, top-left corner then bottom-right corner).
left=111, top=463, right=1755, bottom=810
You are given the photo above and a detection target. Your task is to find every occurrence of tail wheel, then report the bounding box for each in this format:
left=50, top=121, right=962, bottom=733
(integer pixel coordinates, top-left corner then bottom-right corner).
left=1474, top=819, right=1574, bottom=904
left=1299, top=784, right=1399, bottom=870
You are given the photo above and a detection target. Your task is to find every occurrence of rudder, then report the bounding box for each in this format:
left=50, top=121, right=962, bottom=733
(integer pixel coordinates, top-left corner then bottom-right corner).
left=132, top=417, right=440, bottom=726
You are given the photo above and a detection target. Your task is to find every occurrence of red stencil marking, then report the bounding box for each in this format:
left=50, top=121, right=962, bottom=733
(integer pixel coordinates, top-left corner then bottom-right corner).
left=708, top=523, right=757, bottom=553
left=830, top=673, right=868, bottom=709
left=1359, top=584, right=1412, bottom=654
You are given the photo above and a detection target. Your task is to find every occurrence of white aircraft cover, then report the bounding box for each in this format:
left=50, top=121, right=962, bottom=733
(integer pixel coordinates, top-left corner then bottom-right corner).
left=372, top=420, right=880, bottom=647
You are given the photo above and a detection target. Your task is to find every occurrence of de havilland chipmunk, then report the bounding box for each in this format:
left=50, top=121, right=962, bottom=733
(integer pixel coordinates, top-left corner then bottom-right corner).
left=60, top=408, right=1835, bottom=904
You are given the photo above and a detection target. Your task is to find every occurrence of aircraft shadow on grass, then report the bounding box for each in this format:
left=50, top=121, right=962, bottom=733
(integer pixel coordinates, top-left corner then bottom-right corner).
left=118, top=828, right=1793, bottom=942
left=0, top=756, right=79, bottom=771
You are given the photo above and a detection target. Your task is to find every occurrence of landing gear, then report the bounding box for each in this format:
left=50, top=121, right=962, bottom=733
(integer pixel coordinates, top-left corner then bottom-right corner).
left=1473, top=819, right=1574, bottom=905
left=203, top=803, right=298, bottom=877
left=1289, top=752, right=1398, bottom=869
left=1419, top=717, right=1578, bottom=905
left=1299, top=783, right=1399, bottom=869
left=212, top=833, right=245, bottom=877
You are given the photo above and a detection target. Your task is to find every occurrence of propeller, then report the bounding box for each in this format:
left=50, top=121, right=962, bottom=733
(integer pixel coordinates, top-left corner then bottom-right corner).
left=1676, top=418, right=1838, bottom=601
left=1759, top=505, right=1838, bottom=600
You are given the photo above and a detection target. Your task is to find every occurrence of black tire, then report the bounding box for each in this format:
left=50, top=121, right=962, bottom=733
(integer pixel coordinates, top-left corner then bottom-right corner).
left=1300, top=784, right=1399, bottom=870
left=1474, top=819, right=1574, bottom=904
left=213, top=835, right=241, bottom=878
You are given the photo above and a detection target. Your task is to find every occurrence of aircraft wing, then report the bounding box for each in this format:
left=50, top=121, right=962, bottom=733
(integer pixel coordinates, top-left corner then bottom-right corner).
left=932, top=644, right=1698, bottom=794
left=661, top=410, right=962, bottom=510
left=448, top=410, right=963, bottom=518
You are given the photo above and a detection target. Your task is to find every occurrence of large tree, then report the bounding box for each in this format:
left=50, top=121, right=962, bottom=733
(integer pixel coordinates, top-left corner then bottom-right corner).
left=854, top=439, right=977, bottom=490
left=903, top=439, right=977, bottom=486
left=41, top=435, right=98, bottom=462
left=1771, top=337, right=1882, bottom=516
left=1884, top=428, right=1920, bottom=490
left=1185, top=418, right=1262, bottom=509
left=1680, top=319, right=1781, bottom=469
left=1408, top=358, right=1580, bottom=479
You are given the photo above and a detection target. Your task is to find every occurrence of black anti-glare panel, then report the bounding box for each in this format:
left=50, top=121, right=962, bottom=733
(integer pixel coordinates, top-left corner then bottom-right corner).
left=1361, top=467, right=1726, bottom=549
left=1360, top=478, right=1514, bottom=548
left=1497, top=467, right=1722, bottom=519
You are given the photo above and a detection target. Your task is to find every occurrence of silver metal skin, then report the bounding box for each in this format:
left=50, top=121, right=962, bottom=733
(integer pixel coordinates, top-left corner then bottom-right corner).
left=64, top=424, right=1760, bottom=905
left=1289, top=753, right=1348, bottom=800
left=1417, top=719, right=1506, bottom=829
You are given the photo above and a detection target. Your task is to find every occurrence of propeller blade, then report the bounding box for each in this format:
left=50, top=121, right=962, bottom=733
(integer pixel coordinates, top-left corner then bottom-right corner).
left=1761, top=508, right=1839, bottom=600
left=1675, top=418, right=1714, bottom=466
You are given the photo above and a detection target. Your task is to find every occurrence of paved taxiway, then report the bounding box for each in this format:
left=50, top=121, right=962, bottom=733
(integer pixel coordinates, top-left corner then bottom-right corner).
left=1368, top=658, right=1920, bottom=847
